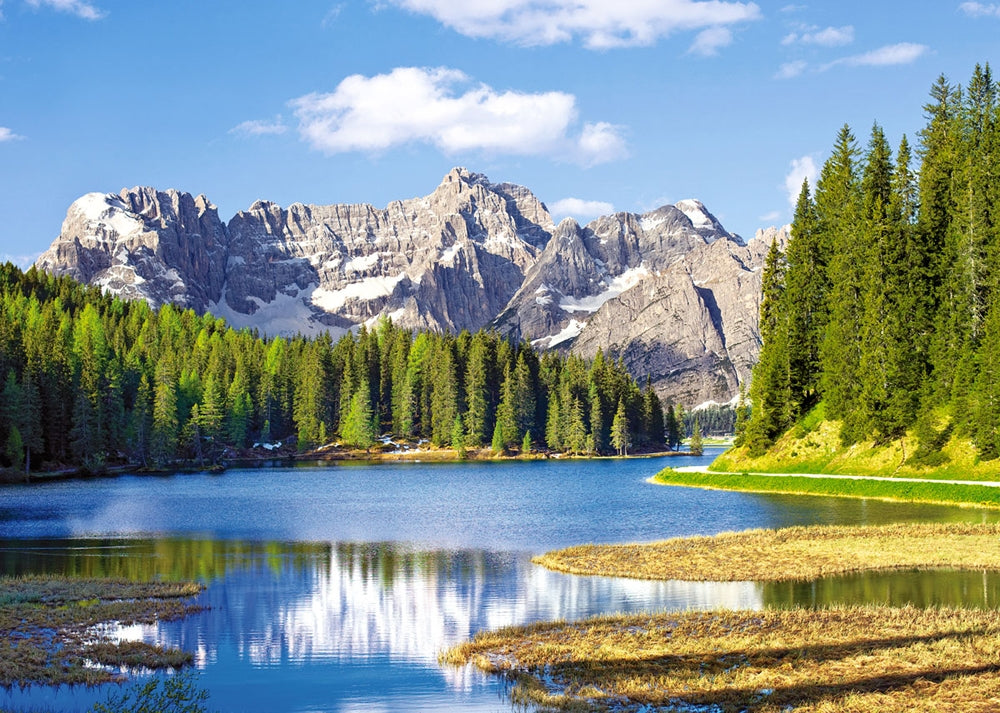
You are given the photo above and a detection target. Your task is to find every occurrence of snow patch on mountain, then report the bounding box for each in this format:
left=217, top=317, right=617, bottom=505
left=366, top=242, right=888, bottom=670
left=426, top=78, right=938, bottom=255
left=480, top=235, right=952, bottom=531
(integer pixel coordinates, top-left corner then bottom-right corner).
left=71, top=193, right=145, bottom=239
left=532, top=319, right=586, bottom=349
left=209, top=287, right=347, bottom=338
left=558, top=265, right=650, bottom=313
left=312, top=273, right=407, bottom=312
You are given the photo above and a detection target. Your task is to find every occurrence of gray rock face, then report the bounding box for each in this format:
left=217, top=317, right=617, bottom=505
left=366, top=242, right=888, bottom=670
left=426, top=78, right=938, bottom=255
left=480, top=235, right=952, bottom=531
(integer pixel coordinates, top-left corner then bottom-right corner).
left=36, top=168, right=782, bottom=406
left=495, top=202, right=735, bottom=348
left=37, top=168, right=550, bottom=335
left=571, top=226, right=789, bottom=407
left=36, top=188, right=228, bottom=310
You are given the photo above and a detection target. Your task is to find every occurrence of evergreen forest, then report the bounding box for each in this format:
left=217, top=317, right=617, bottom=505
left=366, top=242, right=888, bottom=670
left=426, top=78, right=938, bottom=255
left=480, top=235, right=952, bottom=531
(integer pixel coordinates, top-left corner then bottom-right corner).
left=744, top=64, right=1000, bottom=463
left=0, top=263, right=683, bottom=473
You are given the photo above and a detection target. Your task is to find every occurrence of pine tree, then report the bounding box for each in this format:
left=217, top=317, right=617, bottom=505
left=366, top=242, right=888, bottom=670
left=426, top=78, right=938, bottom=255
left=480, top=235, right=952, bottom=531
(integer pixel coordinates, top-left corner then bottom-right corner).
left=783, top=180, right=826, bottom=416
left=130, top=373, right=153, bottom=466
left=545, top=390, right=562, bottom=451
left=512, top=351, right=536, bottom=440
left=733, top=383, right=749, bottom=447
left=463, top=333, right=491, bottom=447
left=5, top=425, right=23, bottom=471
left=610, top=398, right=630, bottom=456
left=18, top=373, right=43, bottom=473
left=664, top=401, right=681, bottom=451
left=521, top=430, right=532, bottom=455
left=226, top=373, right=252, bottom=449
left=689, top=418, right=704, bottom=456
left=745, top=236, right=791, bottom=454
left=564, top=397, right=587, bottom=454
left=640, top=376, right=664, bottom=448
left=341, top=386, right=375, bottom=450
left=973, top=299, right=1000, bottom=458
left=589, top=383, right=605, bottom=455
left=430, top=341, right=458, bottom=446
left=491, top=419, right=506, bottom=454
left=856, top=123, right=902, bottom=439
left=816, top=124, right=864, bottom=443
left=452, top=415, right=467, bottom=459
left=151, top=369, right=179, bottom=467
left=495, top=363, right=518, bottom=450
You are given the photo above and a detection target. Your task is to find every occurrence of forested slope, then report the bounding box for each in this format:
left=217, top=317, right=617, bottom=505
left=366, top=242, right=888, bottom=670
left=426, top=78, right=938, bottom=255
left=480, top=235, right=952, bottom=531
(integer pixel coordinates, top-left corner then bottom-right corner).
left=731, top=64, right=1000, bottom=472
left=0, top=264, right=680, bottom=474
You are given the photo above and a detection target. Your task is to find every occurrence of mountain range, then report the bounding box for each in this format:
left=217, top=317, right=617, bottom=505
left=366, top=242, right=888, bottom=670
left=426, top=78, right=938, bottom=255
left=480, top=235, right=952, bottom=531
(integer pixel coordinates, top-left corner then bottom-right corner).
left=35, top=168, right=786, bottom=407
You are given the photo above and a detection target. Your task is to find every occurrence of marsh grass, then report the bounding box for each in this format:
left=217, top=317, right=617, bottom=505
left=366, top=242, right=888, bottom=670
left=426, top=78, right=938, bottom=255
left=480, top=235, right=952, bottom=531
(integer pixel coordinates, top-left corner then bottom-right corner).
left=444, top=606, right=1000, bottom=712
left=656, top=469, right=1000, bottom=508
left=0, top=575, right=204, bottom=687
left=534, top=523, right=1000, bottom=582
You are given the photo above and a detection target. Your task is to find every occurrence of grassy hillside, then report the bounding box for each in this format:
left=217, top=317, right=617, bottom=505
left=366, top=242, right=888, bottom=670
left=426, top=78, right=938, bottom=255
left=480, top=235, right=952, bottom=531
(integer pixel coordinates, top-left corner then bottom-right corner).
left=713, top=404, right=1000, bottom=482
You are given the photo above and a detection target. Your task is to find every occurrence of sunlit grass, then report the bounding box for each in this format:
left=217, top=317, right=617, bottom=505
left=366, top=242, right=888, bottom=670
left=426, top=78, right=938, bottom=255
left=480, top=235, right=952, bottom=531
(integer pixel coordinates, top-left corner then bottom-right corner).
left=534, top=523, right=1000, bottom=582
left=656, top=469, right=1000, bottom=508
left=0, top=575, right=203, bottom=687
left=444, top=606, right=1000, bottom=712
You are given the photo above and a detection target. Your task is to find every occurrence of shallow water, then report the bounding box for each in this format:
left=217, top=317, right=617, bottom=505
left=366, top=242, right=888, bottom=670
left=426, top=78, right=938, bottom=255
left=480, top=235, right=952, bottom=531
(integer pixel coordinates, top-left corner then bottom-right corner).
left=1, top=449, right=997, bottom=712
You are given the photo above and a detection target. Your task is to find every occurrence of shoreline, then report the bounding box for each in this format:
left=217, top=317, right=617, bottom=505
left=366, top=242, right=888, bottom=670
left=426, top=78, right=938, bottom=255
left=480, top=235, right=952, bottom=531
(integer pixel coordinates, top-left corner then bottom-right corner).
left=0, top=446, right=698, bottom=485
left=651, top=467, right=1000, bottom=509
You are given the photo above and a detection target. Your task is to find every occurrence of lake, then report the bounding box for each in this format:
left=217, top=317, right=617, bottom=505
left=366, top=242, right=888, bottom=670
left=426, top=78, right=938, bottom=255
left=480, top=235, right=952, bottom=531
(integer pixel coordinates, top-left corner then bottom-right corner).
left=2, top=449, right=999, bottom=712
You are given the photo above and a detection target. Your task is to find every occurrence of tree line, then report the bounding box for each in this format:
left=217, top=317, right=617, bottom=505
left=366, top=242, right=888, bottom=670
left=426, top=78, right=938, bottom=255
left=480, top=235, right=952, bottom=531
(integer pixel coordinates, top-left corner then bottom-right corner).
left=0, top=263, right=695, bottom=472
left=744, top=64, right=1000, bottom=462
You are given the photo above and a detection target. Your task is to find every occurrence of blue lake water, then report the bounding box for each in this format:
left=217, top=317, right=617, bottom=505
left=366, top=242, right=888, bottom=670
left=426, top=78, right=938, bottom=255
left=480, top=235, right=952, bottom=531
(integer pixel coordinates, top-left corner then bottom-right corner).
left=2, top=449, right=999, bottom=712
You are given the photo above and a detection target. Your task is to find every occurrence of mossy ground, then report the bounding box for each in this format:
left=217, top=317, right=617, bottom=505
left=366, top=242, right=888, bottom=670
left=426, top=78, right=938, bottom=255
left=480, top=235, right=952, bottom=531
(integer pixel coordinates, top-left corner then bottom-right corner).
left=0, top=575, right=203, bottom=687
left=534, top=523, right=1000, bottom=582
left=445, top=606, right=1000, bottom=712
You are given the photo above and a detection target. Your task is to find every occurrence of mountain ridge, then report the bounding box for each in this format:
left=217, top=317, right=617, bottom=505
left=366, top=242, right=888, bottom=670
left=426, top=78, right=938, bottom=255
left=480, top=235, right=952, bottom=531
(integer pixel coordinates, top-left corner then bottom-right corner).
left=36, top=168, right=784, bottom=406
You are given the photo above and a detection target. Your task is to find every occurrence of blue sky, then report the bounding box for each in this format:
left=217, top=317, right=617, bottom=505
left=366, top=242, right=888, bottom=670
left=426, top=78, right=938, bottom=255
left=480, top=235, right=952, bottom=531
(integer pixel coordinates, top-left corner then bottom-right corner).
left=1, top=1, right=998, bottom=265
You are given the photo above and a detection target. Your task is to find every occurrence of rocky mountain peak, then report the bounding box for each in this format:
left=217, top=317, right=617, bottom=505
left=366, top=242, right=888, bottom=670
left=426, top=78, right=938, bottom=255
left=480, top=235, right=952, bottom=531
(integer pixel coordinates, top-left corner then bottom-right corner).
left=37, top=170, right=772, bottom=407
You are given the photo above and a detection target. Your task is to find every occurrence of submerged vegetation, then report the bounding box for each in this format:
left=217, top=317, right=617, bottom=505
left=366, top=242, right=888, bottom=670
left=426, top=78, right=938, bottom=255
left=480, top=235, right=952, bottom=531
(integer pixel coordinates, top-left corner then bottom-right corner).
left=445, top=606, right=1000, bottom=712
left=0, top=575, right=203, bottom=686
left=534, top=523, right=1000, bottom=581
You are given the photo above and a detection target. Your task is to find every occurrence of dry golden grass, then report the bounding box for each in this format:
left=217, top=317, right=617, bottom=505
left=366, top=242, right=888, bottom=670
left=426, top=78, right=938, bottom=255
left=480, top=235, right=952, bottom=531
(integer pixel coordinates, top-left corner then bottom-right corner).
left=0, top=575, right=204, bottom=686
left=444, top=606, right=1000, bottom=712
left=534, top=523, right=1000, bottom=582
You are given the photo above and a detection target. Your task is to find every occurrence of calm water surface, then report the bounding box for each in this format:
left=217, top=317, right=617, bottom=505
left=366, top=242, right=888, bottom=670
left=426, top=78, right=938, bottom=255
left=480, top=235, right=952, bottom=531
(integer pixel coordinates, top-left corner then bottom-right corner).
left=1, top=449, right=998, bottom=712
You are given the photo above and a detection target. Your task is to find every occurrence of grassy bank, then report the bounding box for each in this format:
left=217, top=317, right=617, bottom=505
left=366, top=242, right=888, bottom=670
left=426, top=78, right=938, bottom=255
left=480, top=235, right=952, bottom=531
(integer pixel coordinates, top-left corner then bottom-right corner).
left=0, top=575, right=203, bottom=686
left=444, top=606, right=1000, bottom=712
left=534, top=523, right=1000, bottom=582
left=712, top=405, right=1000, bottom=481
left=654, top=469, right=1000, bottom=508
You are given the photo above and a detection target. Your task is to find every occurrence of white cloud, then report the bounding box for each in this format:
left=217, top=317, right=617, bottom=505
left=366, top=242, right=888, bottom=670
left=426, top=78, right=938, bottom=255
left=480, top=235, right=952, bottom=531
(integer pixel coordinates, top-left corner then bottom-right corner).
left=230, top=116, right=288, bottom=137
left=782, top=25, right=854, bottom=46
left=291, top=67, right=627, bottom=166
left=960, top=2, right=1000, bottom=17
left=0, top=127, right=23, bottom=142
left=386, top=0, right=762, bottom=49
left=321, top=3, right=345, bottom=27
left=785, top=155, right=817, bottom=207
left=25, top=0, right=104, bottom=20
left=688, top=26, right=732, bottom=56
left=549, top=198, right=615, bottom=222
left=774, top=60, right=807, bottom=79
left=576, top=122, right=628, bottom=166
left=758, top=210, right=781, bottom=223
left=823, top=42, right=929, bottom=70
